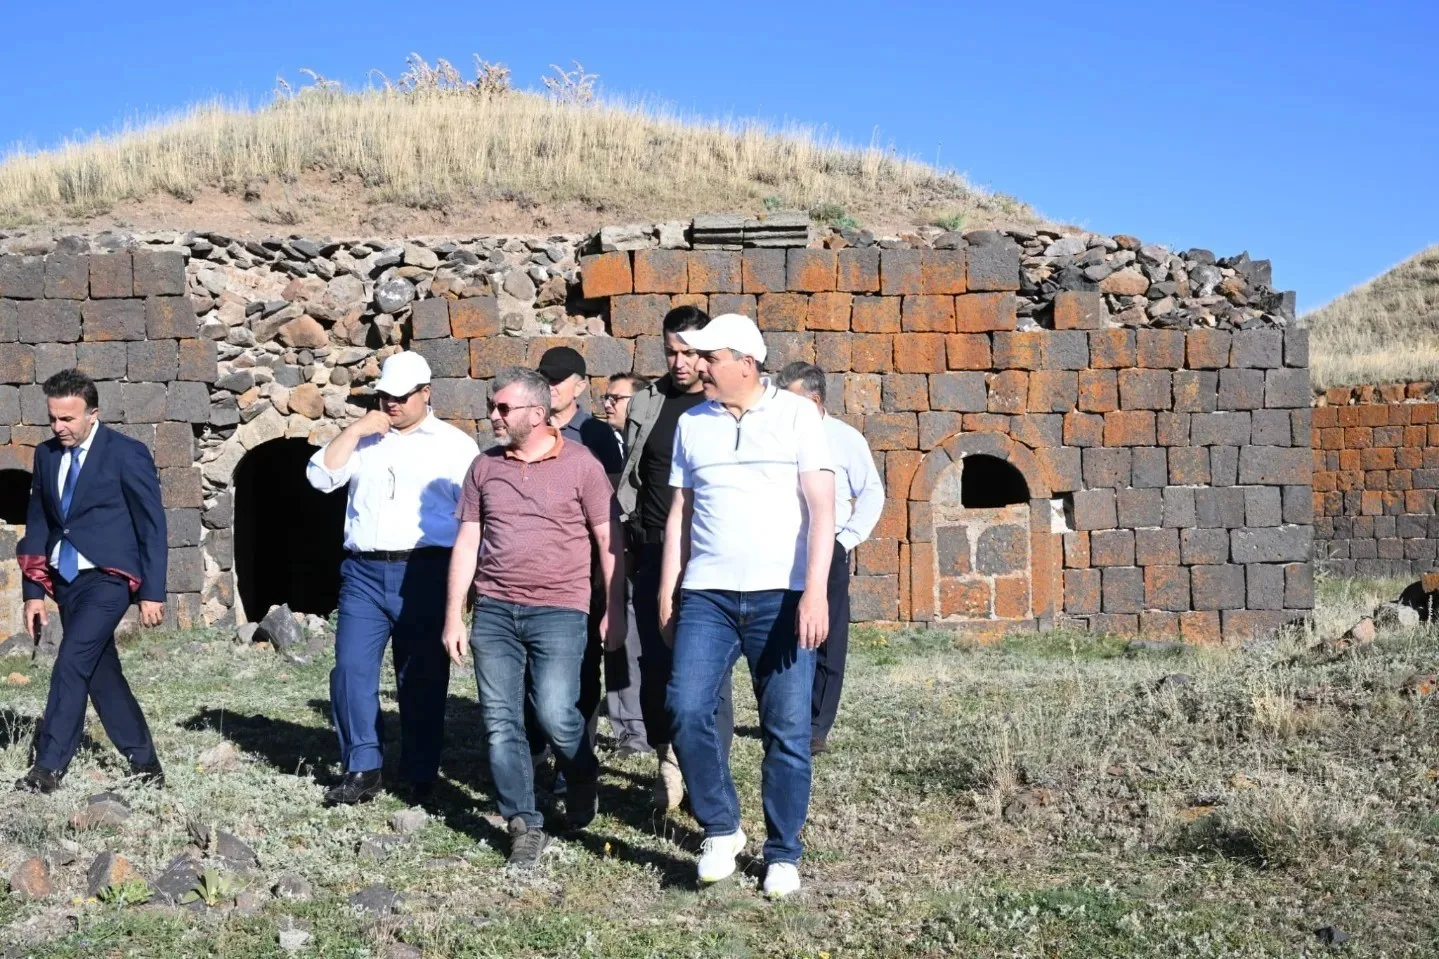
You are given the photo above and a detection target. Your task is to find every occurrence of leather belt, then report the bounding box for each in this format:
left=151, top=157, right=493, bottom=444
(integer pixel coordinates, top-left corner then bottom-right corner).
left=349, top=546, right=451, bottom=562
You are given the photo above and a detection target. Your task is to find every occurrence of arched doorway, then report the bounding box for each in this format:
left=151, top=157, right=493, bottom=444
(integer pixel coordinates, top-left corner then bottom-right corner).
left=0, top=469, right=31, bottom=525
left=908, top=432, right=1059, bottom=633
left=233, top=438, right=346, bottom=621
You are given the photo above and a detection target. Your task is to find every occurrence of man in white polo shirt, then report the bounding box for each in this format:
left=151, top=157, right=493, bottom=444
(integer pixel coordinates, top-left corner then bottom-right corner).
left=306, top=351, right=479, bottom=807
left=657, top=314, right=835, bottom=900
left=775, top=361, right=885, bottom=755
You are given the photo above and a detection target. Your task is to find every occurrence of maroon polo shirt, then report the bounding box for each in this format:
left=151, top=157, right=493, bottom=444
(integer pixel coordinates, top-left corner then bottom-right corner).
left=456, top=430, right=615, bottom=613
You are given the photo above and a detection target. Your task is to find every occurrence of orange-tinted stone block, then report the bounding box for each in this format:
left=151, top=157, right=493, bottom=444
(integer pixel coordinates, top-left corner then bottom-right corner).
left=757, top=293, right=807, bottom=332
left=836, top=248, right=881, bottom=292
left=988, top=370, right=1029, bottom=414
left=902, top=295, right=955, bottom=333
left=851, top=335, right=893, bottom=373
left=805, top=291, right=853, bottom=331
left=953, top=292, right=1017, bottom=333
left=1077, top=370, right=1119, bottom=412
left=894, top=333, right=946, bottom=373
left=921, top=249, right=967, bottom=294
left=1186, top=329, right=1232, bottom=368
left=1088, top=329, right=1136, bottom=369
left=994, top=576, right=1030, bottom=618
left=992, top=331, right=1043, bottom=370
left=632, top=249, right=688, bottom=293
left=946, top=333, right=991, bottom=370
left=610, top=294, right=670, bottom=338
left=686, top=251, right=742, bottom=293
left=449, top=296, right=500, bottom=337
left=786, top=249, right=838, bottom=292
left=851, top=295, right=901, bottom=333
left=940, top=579, right=991, bottom=617
left=579, top=251, right=633, bottom=298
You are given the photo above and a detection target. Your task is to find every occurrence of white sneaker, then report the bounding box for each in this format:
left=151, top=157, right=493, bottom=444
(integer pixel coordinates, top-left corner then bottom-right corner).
left=762, top=862, right=801, bottom=899
left=696, top=829, right=746, bottom=883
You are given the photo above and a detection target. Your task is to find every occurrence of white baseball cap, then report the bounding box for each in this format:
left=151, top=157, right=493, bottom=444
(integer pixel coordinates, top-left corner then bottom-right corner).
left=374, top=351, right=433, bottom=396
left=677, top=313, right=768, bottom=364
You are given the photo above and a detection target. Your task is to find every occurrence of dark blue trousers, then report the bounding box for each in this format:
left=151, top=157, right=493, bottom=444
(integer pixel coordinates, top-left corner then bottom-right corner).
left=35, top=569, right=156, bottom=773
left=331, top=549, right=451, bottom=782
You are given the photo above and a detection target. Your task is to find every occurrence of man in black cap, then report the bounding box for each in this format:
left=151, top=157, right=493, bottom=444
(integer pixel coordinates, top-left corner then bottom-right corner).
left=533, top=346, right=626, bottom=780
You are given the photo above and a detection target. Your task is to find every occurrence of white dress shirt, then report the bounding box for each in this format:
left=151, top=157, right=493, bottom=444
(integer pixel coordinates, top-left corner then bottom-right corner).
left=670, top=381, right=833, bottom=592
left=306, top=412, right=480, bottom=552
left=50, top=424, right=98, bottom=570
left=824, top=414, right=885, bottom=551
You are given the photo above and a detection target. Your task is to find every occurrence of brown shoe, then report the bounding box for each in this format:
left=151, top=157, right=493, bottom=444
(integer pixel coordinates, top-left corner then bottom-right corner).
left=653, top=743, right=684, bottom=811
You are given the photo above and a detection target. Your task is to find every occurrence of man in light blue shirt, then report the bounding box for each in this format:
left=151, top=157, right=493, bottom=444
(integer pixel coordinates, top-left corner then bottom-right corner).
left=777, top=362, right=885, bottom=755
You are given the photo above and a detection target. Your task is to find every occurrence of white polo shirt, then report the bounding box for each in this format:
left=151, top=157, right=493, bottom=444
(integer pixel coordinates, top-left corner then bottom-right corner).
left=670, top=381, right=833, bottom=591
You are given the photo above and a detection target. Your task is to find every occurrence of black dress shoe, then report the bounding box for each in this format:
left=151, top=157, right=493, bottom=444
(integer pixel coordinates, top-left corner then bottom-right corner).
left=14, top=764, right=63, bottom=794
left=810, top=736, right=829, bottom=756
left=401, top=780, right=435, bottom=806
left=323, top=770, right=383, bottom=807
left=129, top=758, right=166, bottom=788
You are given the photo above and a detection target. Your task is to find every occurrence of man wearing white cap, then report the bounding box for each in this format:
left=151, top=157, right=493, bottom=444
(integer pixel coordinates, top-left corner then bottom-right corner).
left=657, top=314, right=835, bottom=899
left=306, top=351, right=480, bottom=806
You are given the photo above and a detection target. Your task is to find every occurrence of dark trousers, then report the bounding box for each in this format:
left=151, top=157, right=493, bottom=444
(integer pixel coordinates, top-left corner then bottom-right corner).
left=35, top=569, right=156, bottom=773
left=331, top=550, right=451, bottom=782
left=812, top=540, right=850, bottom=742
left=631, top=542, right=733, bottom=759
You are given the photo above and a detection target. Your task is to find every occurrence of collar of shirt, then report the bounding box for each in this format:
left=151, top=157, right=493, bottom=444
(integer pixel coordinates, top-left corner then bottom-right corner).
left=701, top=380, right=780, bottom=418
left=71, top=423, right=99, bottom=459
left=502, top=427, right=565, bottom=461
left=558, top=406, right=593, bottom=436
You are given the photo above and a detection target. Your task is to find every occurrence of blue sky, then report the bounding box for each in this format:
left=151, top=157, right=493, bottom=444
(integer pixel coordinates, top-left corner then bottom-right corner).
left=2, top=0, right=1434, bottom=312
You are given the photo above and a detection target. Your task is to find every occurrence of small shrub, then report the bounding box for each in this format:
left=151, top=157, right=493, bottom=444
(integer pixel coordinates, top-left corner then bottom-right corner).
left=98, top=877, right=153, bottom=907
left=181, top=868, right=236, bottom=907
left=762, top=194, right=786, bottom=212
left=932, top=211, right=966, bottom=232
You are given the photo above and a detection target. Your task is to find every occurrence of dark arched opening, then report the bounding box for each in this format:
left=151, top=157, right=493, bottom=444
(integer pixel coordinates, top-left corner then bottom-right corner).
left=233, top=438, right=346, bottom=621
left=960, top=454, right=1030, bottom=509
left=0, top=469, right=31, bottom=525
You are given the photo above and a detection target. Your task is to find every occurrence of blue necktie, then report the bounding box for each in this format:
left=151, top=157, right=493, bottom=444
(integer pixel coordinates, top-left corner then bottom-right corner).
left=57, top=449, right=82, bottom=582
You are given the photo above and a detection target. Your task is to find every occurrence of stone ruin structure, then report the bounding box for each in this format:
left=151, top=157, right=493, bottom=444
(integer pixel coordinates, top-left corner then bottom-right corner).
left=0, top=214, right=1311, bottom=643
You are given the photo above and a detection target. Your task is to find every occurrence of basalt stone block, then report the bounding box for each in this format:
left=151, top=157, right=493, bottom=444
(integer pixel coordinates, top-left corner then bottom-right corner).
left=167, top=546, right=204, bottom=592
left=410, top=298, right=450, bottom=339
left=133, top=250, right=187, bottom=296
left=123, top=382, right=168, bottom=423
left=1282, top=485, right=1313, bottom=525
left=1162, top=486, right=1197, bottom=528
left=1284, top=327, right=1309, bottom=368
left=1083, top=447, right=1132, bottom=487
left=166, top=382, right=210, bottom=423
left=1087, top=329, right=1135, bottom=369
left=1230, top=329, right=1283, bottom=369
left=918, top=411, right=964, bottom=450
left=1284, top=562, right=1315, bottom=608
left=0, top=299, right=16, bottom=342
left=1186, top=329, right=1232, bottom=369
left=449, top=297, right=500, bottom=338
left=1157, top=412, right=1189, bottom=446
left=412, top=338, right=471, bottom=378
left=976, top=525, right=1028, bottom=575
left=128, top=339, right=179, bottom=381
left=921, top=249, right=967, bottom=294
left=88, top=252, right=133, bottom=298
left=964, top=231, right=1021, bottom=291
left=953, top=293, right=1017, bottom=333
left=901, top=295, right=954, bottom=333
left=1246, top=563, right=1285, bottom=610
left=0, top=385, right=19, bottom=423
left=1230, top=525, right=1312, bottom=564
left=1191, top=564, right=1245, bottom=610
left=161, top=467, right=203, bottom=508
left=430, top=378, right=487, bottom=420
left=178, top=339, right=218, bottom=382
left=1290, top=408, right=1311, bottom=447
left=741, top=249, right=786, bottom=294
left=1195, top=486, right=1246, bottom=528
left=146, top=296, right=198, bottom=339
left=1027, top=370, right=1077, bottom=413
left=1249, top=409, right=1291, bottom=446
left=18, top=299, right=82, bottom=342
left=82, top=299, right=146, bottom=341
left=1264, top=368, right=1310, bottom=409
left=154, top=422, right=195, bottom=468
left=203, top=492, right=233, bottom=528
left=1053, top=291, right=1106, bottom=330
left=1210, top=446, right=1239, bottom=487
left=610, top=294, right=670, bottom=338
left=1244, top=485, right=1283, bottom=527
left=1042, top=331, right=1089, bottom=370
left=1137, top=329, right=1186, bottom=369
left=786, top=249, right=837, bottom=292
left=1102, top=566, right=1144, bottom=614
left=765, top=332, right=814, bottom=369
left=1036, top=446, right=1082, bottom=493
left=34, top=343, right=77, bottom=382
left=1068, top=488, right=1117, bottom=531
left=44, top=255, right=89, bottom=299
left=1238, top=446, right=1311, bottom=486
left=836, top=248, right=881, bottom=293
left=167, top=508, right=203, bottom=548
left=1172, top=370, right=1218, bottom=412
left=1217, top=369, right=1264, bottom=410
left=1145, top=565, right=1190, bottom=611
left=928, top=372, right=986, bottom=412
left=1136, top=527, right=1181, bottom=566
left=881, top=374, right=929, bottom=412
left=880, top=250, right=922, bottom=295
left=1118, top=369, right=1171, bottom=410
left=1117, top=487, right=1163, bottom=528
left=1090, top=529, right=1135, bottom=567
left=580, top=251, right=633, bottom=298
left=1064, top=568, right=1101, bottom=615
left=19, top=384, right=46, bottom=424
left=0, top=256, right=45, bottom=299
left=1011, top=413, right=1062, bottom=448
left=1191, top=411, right=1251, bottom=447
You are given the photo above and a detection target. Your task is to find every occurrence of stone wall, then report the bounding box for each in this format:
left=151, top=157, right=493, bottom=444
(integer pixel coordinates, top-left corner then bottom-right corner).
left=1312, top=381, right=1439, bottom=577
left=0, top=216, right=1312, bottom=641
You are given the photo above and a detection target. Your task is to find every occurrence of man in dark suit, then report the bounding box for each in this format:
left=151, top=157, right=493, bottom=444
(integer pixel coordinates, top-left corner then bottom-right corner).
left=14, top=369, right=168, bottom=794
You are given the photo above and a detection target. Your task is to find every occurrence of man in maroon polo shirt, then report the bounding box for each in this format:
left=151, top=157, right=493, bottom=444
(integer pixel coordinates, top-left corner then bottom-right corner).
left=443, top=366, right=626, bottom=869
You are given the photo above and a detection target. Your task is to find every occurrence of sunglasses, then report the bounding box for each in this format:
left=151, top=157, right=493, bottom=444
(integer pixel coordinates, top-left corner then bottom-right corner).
left=489, top=401, right=541, bottom=417
left=378, top=387, right=423, bottom=405
left=601, top=393, right=633, bottom=405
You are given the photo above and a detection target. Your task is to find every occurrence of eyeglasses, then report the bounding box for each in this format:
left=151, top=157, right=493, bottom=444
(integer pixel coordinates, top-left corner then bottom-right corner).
left=601, top=393, right=633, bottom=406
left=378, top=388, right=422, bottom=405
left=489, top=402, right=540, bottom=417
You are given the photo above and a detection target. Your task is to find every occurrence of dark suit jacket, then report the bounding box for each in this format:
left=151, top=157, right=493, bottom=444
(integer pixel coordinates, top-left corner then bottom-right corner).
left=17, top=424, right=168, bottom=603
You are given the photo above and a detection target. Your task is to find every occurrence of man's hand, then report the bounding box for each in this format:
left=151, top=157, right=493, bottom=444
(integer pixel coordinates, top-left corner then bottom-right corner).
left=354, top=409, right=392, bottom=438
left=23, top=599, right=46, bottom=639
left=796, top=590, right=828, bottom=651
left=602, top=608, right=627, bottom=652
left=658, top=592, right=676, bottom=648
left=442, top=619, right=468, bottom=666
left=139, top=600, right=164, bottom=628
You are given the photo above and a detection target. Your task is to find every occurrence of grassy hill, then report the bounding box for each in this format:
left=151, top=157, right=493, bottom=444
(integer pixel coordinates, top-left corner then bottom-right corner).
left=1307, top=244, right=1439, bottom=389
left=0, top=56, right=1040, bottom=240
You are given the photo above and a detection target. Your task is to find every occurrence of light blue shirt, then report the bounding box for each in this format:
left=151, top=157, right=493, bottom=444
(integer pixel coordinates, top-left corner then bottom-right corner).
left=50, top=423, right=98, bottom=570
left=823, top=415, right=885, bottom=551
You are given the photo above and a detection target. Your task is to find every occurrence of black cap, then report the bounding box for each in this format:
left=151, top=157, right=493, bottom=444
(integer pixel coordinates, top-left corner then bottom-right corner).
left=537, top=346, right=586, bottom=383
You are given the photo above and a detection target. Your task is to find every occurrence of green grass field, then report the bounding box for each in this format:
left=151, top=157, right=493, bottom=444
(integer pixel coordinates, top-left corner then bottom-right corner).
left=2, top=575, right=1437, bottom=957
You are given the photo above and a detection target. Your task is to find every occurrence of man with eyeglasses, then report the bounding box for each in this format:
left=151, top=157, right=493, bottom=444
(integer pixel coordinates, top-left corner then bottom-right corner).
left=443, top=366, right=625, bottom=869
left=601, top=374, right=643, bottom=457
left=306, top=351, right=479, bottom=807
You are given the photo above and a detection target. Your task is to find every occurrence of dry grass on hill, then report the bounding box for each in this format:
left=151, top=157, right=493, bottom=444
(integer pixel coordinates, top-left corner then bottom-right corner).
left=1306, top=244, right=1439, bottom=389
left=0, top=57, right=1039, bottom=239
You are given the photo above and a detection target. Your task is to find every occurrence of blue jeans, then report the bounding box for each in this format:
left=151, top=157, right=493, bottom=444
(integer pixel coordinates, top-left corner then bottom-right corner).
left=331, top=550, right=450, bottom=782
left=471, top=595, right=599, bottom=829
left=668, top=588, right=815, bottom=864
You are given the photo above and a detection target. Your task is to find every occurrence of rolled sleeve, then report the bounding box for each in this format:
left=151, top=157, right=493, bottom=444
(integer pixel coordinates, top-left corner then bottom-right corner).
left=306, top=444, right=355, bottom=493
